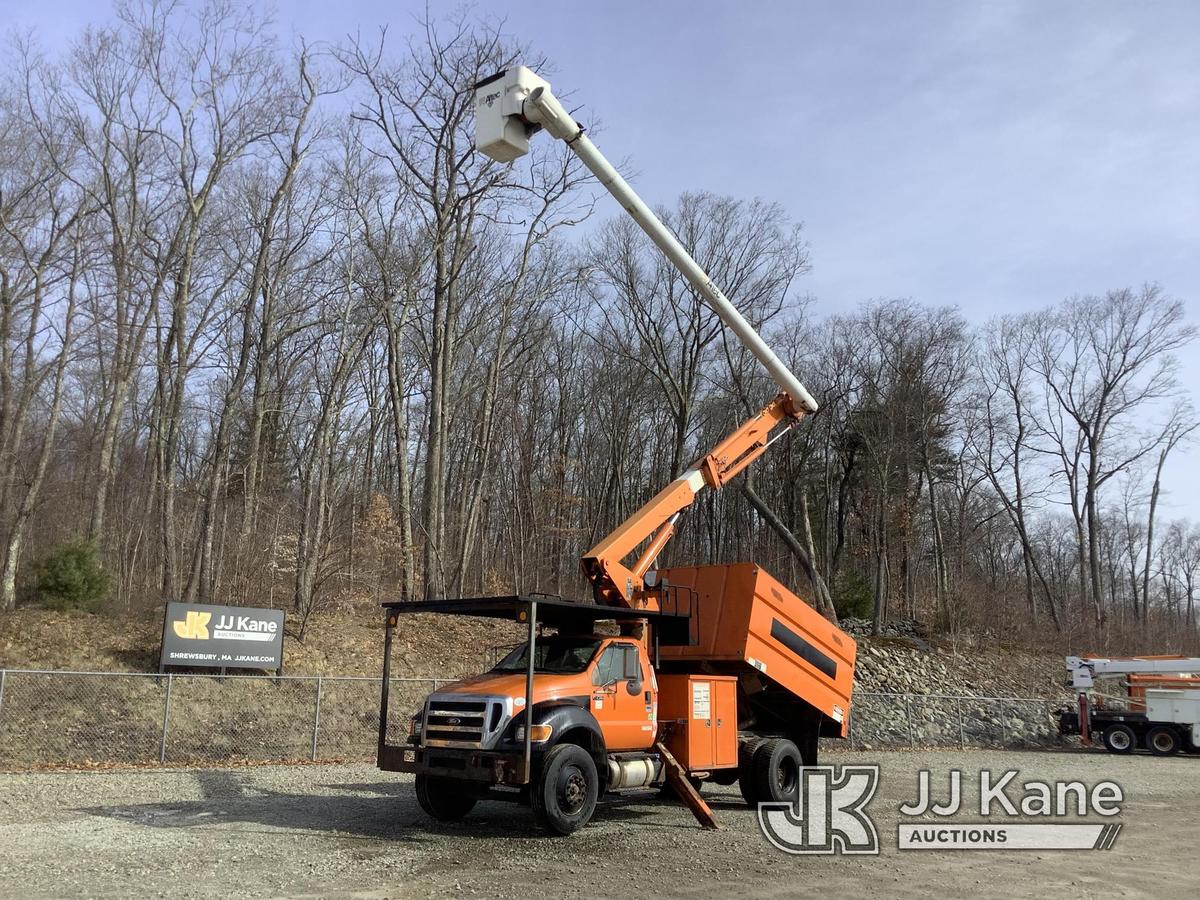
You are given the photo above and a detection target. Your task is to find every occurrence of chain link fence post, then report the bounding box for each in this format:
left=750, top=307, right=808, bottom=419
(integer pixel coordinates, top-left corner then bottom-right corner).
left=905, top=694, right=915, bottom=748
left=159, top=673, right=173, bottom=764
left=998, top=700, right=1007, bottom=748
left=311, top=676, right=323, bottom=762
left=957, top=696, right=966, bottom=749
left=0, top=670, right=7, bottom=743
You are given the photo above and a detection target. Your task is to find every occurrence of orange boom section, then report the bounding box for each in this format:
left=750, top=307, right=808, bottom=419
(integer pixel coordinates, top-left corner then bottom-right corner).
left=657, top=563, right=856, bottom=737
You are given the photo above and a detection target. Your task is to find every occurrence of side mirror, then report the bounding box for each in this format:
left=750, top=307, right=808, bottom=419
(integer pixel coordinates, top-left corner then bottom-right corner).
left=625, top=678, right=642, bottom=696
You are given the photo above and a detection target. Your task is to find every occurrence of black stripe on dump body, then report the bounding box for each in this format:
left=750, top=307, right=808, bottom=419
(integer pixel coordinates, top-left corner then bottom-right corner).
left=770, top=619, right=837, bottom=679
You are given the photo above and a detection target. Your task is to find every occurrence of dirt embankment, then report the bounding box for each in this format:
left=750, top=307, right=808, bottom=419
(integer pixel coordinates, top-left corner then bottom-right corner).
left=0, top=603, right=520, bottom=680
left=3, top=604, right=1067, bottom=702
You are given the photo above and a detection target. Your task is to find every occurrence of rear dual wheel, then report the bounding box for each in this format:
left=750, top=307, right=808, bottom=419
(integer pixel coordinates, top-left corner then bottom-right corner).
left=738, top=737, right=767, bottom=806
left=1147, top=726, right=1181, bottom=757
left=738, top=738, right=801, bottom=807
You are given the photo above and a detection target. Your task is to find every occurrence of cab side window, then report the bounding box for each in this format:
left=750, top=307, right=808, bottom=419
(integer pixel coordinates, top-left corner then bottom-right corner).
left=592, top=643, right=643, bottom=686
left=592, top=646, right=621, bottom=686
left=592, top=644, right=640, bottom=686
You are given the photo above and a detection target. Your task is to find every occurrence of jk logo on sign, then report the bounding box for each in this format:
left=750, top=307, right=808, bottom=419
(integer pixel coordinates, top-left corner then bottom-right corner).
left=758, top=765, right=880, bottom=855
left=172, top=610, right=211, bottom=640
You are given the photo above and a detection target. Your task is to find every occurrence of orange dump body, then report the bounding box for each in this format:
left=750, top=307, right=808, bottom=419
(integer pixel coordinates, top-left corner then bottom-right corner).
left=657, top=563, right=856, bottom=737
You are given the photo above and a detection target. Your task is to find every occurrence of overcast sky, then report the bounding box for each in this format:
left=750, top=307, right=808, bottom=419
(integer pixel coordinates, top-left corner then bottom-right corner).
left=13, top=0, right=1200, bottom=515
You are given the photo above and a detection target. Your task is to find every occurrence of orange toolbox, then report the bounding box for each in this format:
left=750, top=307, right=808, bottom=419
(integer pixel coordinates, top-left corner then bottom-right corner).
left=657, top=673, right=738, bottom=771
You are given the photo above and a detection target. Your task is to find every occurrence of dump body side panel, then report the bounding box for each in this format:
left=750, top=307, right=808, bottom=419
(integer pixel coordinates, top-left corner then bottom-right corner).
left=657, top=563, right=856, bottom=737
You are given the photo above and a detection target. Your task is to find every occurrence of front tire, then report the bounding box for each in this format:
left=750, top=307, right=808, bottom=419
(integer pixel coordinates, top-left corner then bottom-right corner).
left=1101, top=724, right=1136, bottom=755
left=415, top=775, right=477, bottom=821
left=1146, top=725, right=1181, bottom=757
left=531, top=743, right=599, bottom=835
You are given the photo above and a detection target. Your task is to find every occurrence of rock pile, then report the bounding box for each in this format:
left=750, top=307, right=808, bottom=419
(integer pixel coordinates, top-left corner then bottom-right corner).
left=836, top=621, right=1071, bottom=750
left=838, top=617, right=926, bottom=641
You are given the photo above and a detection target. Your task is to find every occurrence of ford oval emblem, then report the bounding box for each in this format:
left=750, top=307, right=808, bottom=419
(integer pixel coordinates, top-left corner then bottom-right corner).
left=445, top=717, right=461, bottom=725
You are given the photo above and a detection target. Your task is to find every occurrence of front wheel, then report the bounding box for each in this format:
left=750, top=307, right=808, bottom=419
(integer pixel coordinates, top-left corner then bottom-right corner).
left=1146, top=725, right=1181, bottom=757
left=1101, top=724, right=1136, bottom=755
left=415, top=774, right=477, bottom=821
left=531, top=743, right=599, bottom=835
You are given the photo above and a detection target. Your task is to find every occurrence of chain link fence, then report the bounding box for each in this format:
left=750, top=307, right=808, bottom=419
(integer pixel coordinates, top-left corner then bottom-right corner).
left=0, top=669, right=444, bottom=769
left=0, top=669, right=1066, bottom=770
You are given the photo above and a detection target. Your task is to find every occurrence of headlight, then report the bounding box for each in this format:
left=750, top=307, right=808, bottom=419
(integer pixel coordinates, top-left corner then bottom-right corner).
left=514, top=724, right=553, bottom=742
left=409, top=714, right=423, bottom=737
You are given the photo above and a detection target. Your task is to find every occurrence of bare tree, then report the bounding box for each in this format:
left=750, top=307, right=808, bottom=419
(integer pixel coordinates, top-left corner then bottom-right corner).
left=1032, top=286, right=1196, bottom=626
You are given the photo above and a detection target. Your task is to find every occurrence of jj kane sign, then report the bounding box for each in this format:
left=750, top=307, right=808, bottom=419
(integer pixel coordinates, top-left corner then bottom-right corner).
left=160, top=602, right=285, bottom=672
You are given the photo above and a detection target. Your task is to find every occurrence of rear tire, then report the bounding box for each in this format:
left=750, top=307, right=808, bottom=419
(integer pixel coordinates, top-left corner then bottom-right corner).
left=414, top=775, right=477, bottom=821
left=753, top=738, right=802, bottom=805
left=738, top=737, right=767, bottom=806
left=1101, top=724, right=1136, bottom=755
left=531, top=744, right=598, bottom=835
left=1146, top=725, right=1181, bottom=757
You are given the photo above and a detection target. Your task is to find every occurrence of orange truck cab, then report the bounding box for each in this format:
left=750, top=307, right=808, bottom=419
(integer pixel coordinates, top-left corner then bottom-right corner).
left=425, top=634, right=658, bottom=754
left=378, top=576, right=856, bottom=835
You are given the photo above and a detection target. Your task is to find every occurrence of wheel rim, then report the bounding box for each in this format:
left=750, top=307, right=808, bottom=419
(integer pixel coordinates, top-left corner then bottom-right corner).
left=1152, top=732, right=1174, bottom=752
left=557, top=764, right=587, bottom=814
left=776, top=756, right=799, bottom=795
left=1109, top=729, right=1131, bottom=751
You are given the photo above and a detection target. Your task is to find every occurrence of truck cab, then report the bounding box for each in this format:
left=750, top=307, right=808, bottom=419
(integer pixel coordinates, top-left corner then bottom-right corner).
left=415, top=634, right=657, bottom=757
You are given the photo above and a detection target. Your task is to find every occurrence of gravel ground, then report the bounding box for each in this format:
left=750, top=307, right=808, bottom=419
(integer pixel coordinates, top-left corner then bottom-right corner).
left=0, top=748, right=1193, bottom=899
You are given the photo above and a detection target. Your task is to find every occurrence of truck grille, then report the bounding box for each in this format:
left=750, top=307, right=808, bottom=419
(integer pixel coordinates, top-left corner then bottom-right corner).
left=422, top=696, right=506, bottom=748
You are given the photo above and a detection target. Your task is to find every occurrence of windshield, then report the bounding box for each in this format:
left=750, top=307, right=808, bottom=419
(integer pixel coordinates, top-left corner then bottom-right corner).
left=491, top=637, right=602, bottom=675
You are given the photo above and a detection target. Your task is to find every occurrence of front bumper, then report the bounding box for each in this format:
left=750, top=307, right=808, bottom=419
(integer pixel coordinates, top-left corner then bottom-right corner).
left=378, top=743, right=529, bottom=785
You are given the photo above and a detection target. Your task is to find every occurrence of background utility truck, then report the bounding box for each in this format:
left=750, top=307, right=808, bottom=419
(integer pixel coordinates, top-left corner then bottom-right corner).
left=1060, top=654, right=1200, bottom=756
left=375, top=67, right=857, bottom=835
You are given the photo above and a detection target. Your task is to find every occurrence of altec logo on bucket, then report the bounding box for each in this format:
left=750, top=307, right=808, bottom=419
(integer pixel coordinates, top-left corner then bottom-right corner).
left=759, top=766, right=1125, bottom=854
